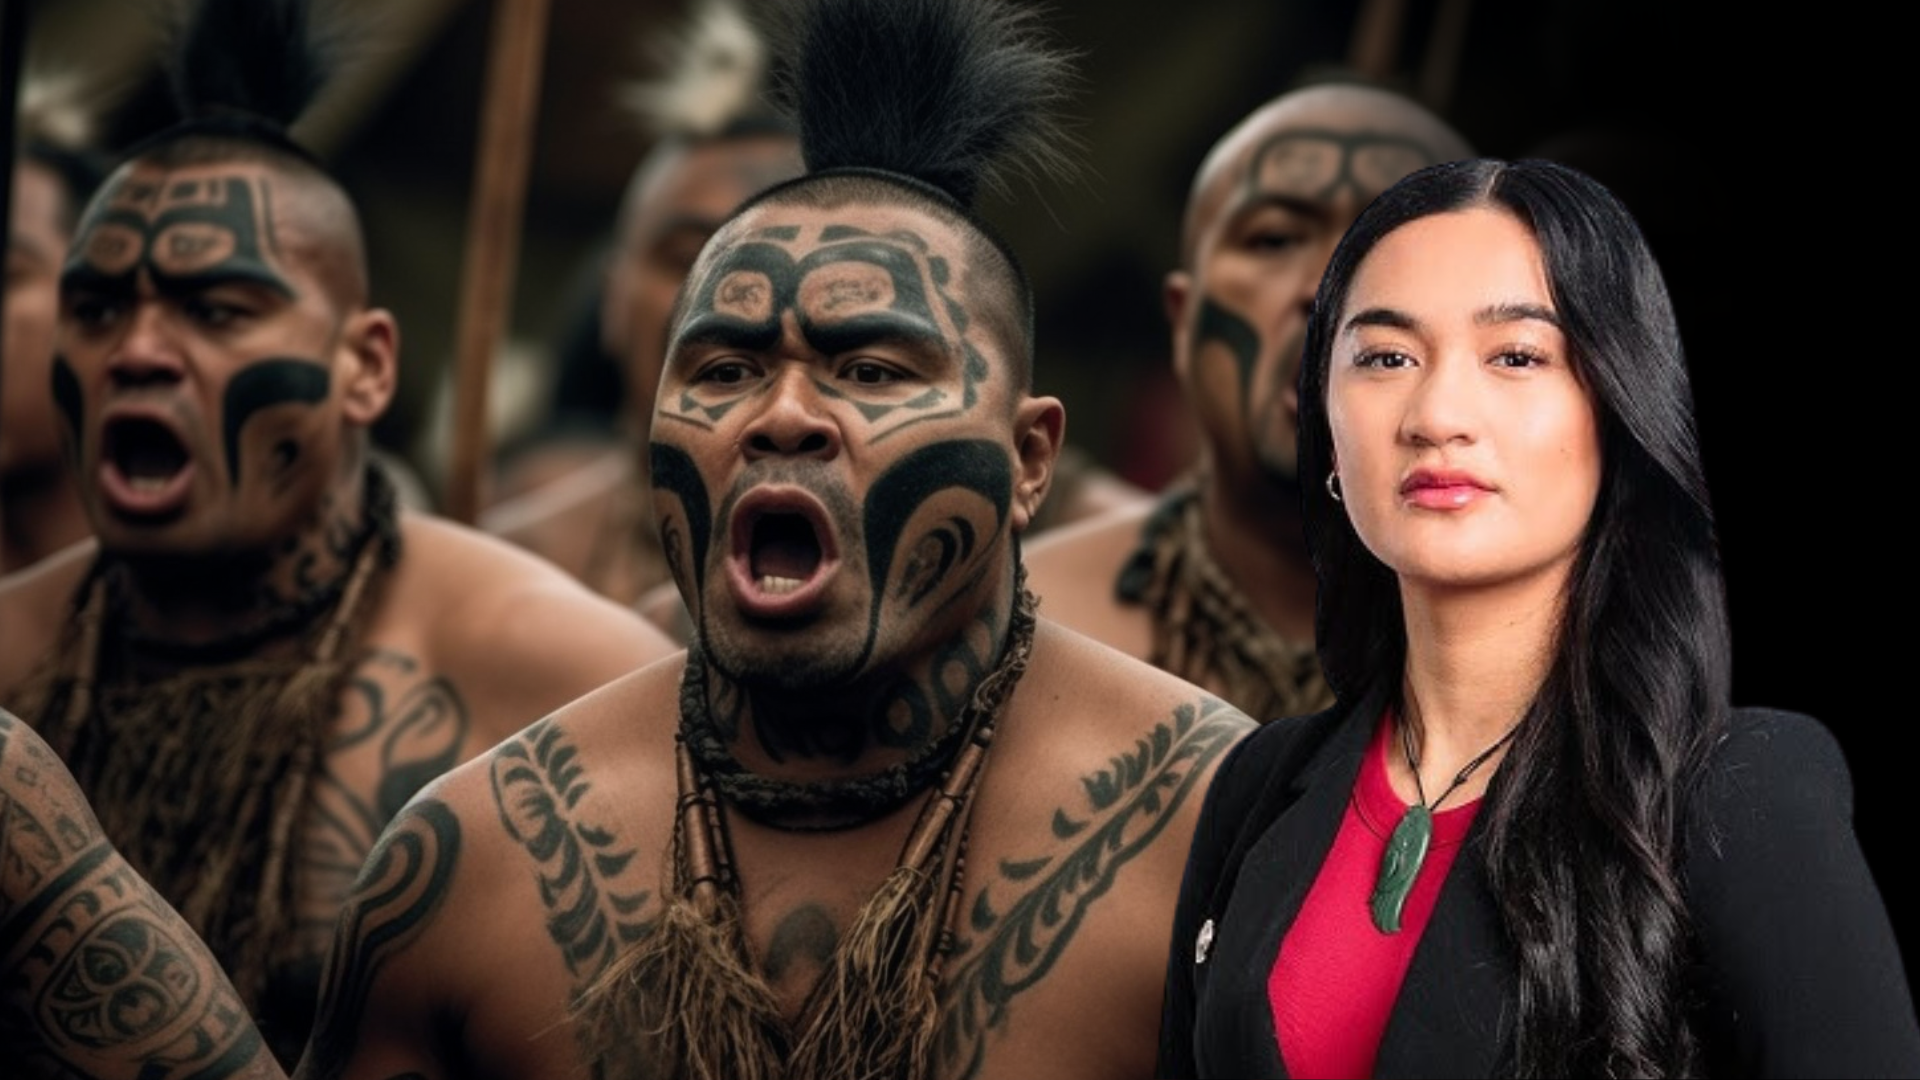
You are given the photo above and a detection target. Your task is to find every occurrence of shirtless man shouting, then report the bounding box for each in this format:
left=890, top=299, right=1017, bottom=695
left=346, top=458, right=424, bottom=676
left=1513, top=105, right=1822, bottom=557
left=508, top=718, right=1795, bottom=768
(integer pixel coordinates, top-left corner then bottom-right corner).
left=293, top=1, right=1253, bottom=1077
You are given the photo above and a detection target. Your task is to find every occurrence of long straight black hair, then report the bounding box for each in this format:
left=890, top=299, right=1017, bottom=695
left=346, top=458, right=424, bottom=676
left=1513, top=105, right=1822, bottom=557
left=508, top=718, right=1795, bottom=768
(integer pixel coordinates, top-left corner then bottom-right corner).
left=1297, top=157, right=1732, bottom=1077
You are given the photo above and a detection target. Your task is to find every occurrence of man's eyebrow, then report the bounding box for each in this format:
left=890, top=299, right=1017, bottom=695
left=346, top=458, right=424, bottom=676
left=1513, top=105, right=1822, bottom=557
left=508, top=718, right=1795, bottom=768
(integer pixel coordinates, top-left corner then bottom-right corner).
left=803, top=311, right=950, bottom=360
left=153, top=266, right=297, bottom=299
left=671, top=312, right=783, bottom=353
left=59, top=264, right=134, bottom=294
left=1233, top=191, right=1327, bottom=221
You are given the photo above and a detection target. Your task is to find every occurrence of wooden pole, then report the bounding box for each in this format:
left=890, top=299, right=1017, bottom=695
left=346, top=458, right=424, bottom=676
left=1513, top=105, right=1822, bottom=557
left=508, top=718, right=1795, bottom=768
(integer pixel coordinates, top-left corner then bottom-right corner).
left=1346, top=0, right=1406, bottom=84
left=443, top=0, right=553, bottom=524
left=1418, top=0, right=1475, bottom=115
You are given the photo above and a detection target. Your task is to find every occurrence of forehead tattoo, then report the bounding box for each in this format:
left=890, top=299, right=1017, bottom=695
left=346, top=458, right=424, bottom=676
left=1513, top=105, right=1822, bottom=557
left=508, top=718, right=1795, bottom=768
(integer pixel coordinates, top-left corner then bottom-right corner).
left=665, top=225, right=990, bottom=442
left=1247, top=128, right=1440, bottom=205
left=65, top=173, right=294, bottom=296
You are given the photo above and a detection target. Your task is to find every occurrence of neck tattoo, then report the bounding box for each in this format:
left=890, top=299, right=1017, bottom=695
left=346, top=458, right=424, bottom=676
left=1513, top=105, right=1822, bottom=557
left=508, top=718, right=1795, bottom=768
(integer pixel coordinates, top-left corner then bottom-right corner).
left=106, top=464, right=403, bottom=665
left=1368, top=710, right=1519, bottom=934
left=680, top=577, right=1034, bottom=832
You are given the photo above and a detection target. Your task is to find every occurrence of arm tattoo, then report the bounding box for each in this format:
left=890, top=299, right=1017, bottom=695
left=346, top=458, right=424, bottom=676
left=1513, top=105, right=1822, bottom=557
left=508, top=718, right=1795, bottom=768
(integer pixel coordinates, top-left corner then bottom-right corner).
left=299, top=798, right=461, bottom=1080
left=300, top=650, right=469, bottom=950
left=490, top=721, right=652, bottom=984
left=935, top=697, right=1248, bottom=1077
left=1, top=711, right=272, bottom=1078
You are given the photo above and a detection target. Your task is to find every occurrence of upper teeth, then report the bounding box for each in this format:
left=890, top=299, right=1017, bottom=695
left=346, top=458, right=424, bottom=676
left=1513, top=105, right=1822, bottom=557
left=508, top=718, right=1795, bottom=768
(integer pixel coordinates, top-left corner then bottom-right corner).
left=759, top=575, right=805, bottom=595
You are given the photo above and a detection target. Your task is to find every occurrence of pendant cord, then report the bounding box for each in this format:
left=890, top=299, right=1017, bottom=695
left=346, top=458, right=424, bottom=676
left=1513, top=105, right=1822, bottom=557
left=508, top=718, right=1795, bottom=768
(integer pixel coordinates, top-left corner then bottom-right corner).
left=1399, top=712, right=1520, bottom=815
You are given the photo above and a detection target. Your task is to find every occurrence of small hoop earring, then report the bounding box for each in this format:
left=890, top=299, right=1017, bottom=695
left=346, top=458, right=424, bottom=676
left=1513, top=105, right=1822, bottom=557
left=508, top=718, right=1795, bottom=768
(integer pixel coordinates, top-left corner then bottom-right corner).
left=1326, top=470, right=1343, bottom=503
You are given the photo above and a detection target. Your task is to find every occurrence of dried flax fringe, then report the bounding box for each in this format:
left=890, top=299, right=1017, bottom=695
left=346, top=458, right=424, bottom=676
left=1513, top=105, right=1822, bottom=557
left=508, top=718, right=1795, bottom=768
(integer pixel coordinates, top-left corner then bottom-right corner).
left=578, top=585, right=1036, bottom=1080
left=18, top=469, right=397, bottom=1012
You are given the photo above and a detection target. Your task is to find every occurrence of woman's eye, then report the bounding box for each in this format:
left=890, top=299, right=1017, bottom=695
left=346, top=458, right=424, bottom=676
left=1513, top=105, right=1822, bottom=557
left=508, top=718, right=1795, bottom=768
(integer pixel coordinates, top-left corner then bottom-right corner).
left=1492, top=349, right=1546, bottom=369
left=1356, top=350, right=1412, bottom=369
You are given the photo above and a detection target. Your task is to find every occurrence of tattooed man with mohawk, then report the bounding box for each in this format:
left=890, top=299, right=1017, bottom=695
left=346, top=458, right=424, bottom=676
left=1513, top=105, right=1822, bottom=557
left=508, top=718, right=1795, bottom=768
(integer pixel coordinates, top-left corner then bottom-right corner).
left=293, top=0, right=1255, bottom=1078
left=0, top=0, right=675, bottom=1066
left=484, top=0, right=1147, bottom=636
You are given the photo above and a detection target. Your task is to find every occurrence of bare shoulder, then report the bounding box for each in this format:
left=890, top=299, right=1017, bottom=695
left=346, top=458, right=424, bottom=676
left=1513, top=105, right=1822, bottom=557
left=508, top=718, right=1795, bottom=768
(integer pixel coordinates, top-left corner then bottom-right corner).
left=0, top=540, right=96, bottom=694
left=297, top=664, right=686, bottom=1080
left=373, top=513, right=677, bottom=746
left=1013, top=617, right=1256, bottom=758
left=390, top=512, right=677, bottom=659
left=1020, top=501, right=1156, bottom=657
left=462, top=654, right=686, bottom=865
left=988, top=617, right=1256, bottom=848
left=933, top=621, right=1252, bottom=1079
left=981, top=616, right=1256, bottom=859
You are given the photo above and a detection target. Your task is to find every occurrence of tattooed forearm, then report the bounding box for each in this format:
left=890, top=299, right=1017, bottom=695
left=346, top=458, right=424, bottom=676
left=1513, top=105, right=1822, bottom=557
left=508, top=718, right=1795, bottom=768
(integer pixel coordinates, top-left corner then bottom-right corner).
left=490, top=721, right=651, bottom=985
left=1, top=710, right=277, bottom=1078
left=934, top=697, right=1248, bottom=1077
left=299, top=799, right=461, bottom=1080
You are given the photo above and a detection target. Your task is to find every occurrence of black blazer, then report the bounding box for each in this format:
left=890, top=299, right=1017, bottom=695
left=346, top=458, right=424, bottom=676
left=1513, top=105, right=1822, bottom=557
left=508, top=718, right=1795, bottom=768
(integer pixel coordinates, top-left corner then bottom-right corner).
left=1158, top=689, right=1920, bottom=1078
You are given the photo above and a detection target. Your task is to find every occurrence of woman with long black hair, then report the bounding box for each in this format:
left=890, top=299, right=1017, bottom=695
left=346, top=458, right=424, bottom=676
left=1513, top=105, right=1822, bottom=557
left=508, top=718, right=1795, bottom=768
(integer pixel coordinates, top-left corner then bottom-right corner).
left=1158, top=157, right=1920, bottom=1078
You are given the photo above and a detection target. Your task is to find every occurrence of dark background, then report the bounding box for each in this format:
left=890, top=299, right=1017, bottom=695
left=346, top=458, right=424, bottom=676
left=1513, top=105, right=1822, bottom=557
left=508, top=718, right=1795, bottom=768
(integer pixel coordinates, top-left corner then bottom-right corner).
left=15, top=0, right=1908, bottom=980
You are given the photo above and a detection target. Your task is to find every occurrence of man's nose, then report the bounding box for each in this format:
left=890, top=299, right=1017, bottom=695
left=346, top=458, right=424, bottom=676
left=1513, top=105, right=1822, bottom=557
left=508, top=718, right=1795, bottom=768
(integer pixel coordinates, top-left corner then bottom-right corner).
left=105, top=305, right=188, bottom=389
left=741, top=364, right=842, bottom=461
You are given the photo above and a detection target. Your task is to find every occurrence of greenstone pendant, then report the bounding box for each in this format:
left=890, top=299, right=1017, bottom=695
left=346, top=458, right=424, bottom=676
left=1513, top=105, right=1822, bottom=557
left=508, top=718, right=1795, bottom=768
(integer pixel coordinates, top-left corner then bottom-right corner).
left=1370, top=804, right=1432, bottom=933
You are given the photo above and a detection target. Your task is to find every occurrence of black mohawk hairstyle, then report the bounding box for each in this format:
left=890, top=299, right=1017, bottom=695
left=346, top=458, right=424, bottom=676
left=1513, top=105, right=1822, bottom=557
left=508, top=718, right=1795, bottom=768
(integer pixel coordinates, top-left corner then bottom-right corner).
left=147, top=0, right=342, bottom=159
left=768, top=0, right=1083, bottom=209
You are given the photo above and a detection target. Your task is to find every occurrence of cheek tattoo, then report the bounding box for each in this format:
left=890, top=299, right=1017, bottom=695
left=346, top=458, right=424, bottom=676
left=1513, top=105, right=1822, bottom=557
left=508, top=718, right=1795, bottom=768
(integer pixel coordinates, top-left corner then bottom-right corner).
left=862, top=438, right=1012, bottom=624
left=1192, top=296, right=1262, bottom=410
left=222, top=359, right=331, bottom=487
left=51, top=357, right=85, bottom=470
left=649, top=441, right=714, bottom=593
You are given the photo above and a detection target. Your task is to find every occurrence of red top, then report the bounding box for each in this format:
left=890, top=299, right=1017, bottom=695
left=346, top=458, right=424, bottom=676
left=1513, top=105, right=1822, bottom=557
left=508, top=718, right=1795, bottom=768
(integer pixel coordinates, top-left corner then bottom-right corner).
left=1268, top=712, right=1485, bottom=1078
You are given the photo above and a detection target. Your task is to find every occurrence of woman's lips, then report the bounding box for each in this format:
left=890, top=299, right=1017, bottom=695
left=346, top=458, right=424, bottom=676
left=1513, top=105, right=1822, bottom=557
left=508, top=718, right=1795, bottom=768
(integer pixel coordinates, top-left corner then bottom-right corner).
left=1400, top=468, right=1494, bottom=510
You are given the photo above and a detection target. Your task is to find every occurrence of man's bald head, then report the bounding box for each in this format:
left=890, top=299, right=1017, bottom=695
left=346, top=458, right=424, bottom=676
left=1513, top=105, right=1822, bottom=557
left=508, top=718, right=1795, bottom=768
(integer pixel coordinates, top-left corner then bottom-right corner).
left=1164, top=81, right=1472, bottom=492
left=1179, top=83, right=1473, bottom=269
left=107, top=134, right=373, bottom=311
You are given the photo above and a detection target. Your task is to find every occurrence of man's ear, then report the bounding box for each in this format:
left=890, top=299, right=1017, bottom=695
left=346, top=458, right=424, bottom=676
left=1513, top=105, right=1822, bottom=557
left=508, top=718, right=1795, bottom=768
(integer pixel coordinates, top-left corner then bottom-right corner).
left=339, top=308, right=399, bottom=427
left=1164, top=268, right=1194, bottom=383
left=1010, top=393, right=1065, bottom=535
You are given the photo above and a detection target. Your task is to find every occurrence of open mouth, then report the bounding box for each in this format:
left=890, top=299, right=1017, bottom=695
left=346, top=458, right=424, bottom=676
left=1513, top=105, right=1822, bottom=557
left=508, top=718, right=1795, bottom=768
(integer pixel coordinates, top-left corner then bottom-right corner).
left=727, top=489, right=841, bottom=616
left=750, top=511, right=824, bottom=595
left=105, top=417, right=190, bottom=491
left=97, top=414, right=195, bottom=516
